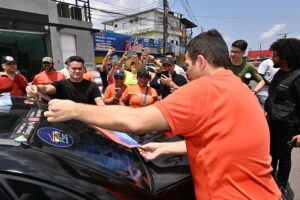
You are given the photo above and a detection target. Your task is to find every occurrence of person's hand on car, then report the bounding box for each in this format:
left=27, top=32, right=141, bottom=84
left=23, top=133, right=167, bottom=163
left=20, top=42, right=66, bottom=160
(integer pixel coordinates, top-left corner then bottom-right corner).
left=139, top=142, right=170, bottom=160
left=44, top=99, right=77, bottom=122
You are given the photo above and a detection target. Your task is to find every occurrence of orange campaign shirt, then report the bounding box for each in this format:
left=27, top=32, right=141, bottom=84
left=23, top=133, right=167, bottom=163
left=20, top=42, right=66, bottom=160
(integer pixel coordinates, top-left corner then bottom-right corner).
left=33, top=71, right=65, bottom=85
left=154, top=69, right=281, bottom=200
left=83, top=72, right=94, bottom=82
left=104, top=84, right=127, bottom=105
left=121, top=84, right=158, bottom=108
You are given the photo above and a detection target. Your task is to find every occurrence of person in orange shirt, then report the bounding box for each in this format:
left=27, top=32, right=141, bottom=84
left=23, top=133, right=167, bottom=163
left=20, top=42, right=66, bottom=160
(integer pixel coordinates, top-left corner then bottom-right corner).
left=32, top=57, right=65, bottom=85
left=44, top=29, right=281, bottom=200
left=83, top=70, right=94, bottom=82
left=103, top=70, right=127, bottom=105
left=0, top=56, right=28, bottom=96
left=120, top=68, right=158, bottom=108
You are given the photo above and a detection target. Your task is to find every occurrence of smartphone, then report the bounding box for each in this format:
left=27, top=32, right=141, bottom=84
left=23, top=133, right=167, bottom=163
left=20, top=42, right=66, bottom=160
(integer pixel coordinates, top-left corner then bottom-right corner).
left=162, top=70, right=169, bottom=77
left=125, top=51, right=135, bottom=58
left=113, top=55, right=119, bottom=64
left=115, top=87, right=121, bottom=93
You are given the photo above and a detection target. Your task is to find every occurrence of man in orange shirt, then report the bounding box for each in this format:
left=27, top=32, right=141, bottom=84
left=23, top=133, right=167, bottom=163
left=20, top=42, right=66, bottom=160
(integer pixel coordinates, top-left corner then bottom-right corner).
left=32, top=57, right=65, bottom=85
left=44, top=29, right=281, bottom=200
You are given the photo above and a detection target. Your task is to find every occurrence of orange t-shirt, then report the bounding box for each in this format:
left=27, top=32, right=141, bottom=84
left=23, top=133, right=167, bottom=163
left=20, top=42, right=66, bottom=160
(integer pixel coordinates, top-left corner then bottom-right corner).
left=121, top=85, right=158, bottom=108
left=33, top=71, right=65, bottom=85
left=83, top=72, right=94, bottom=82
left=154, top=69, right=281, bottom=200
left=104, top=84, right=127, bottom=105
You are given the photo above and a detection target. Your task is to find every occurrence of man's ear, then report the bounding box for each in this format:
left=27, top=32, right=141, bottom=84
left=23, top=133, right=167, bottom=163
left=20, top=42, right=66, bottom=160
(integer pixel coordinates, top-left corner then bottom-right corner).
left=196, top=55, right=206, bottom=70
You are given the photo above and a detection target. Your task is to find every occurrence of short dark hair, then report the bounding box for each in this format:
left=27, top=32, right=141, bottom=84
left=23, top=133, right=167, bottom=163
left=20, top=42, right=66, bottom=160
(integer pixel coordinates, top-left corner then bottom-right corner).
left=65, top=56, right=85, bottom=66
left=186, top=29, right=231, bottom=68
left=270, top=38, right=300, bottom=70
left=231, top=40, right=248, bottom=51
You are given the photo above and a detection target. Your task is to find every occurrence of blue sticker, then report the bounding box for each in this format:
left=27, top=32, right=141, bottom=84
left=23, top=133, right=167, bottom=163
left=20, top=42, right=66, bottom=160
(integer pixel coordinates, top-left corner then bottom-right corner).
left=37, top=127, right=73, bottom=148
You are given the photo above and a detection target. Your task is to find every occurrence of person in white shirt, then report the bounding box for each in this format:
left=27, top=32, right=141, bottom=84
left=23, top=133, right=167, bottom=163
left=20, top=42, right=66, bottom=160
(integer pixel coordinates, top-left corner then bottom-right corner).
left=165, top=52, right=187, bottom=79
left=256, top=58, right=279, bottom=109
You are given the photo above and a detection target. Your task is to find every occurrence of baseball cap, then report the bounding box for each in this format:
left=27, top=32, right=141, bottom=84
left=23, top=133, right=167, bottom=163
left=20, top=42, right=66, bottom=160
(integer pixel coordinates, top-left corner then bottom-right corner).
left=137, top=68, right=150, bottom=77
left=114, top=70, right=125, bottom=77
left=42, top=57, right=53, bottom=63
left=1, top=56, right=17, bottom=64
left=161, top=57, right=175, bottom=65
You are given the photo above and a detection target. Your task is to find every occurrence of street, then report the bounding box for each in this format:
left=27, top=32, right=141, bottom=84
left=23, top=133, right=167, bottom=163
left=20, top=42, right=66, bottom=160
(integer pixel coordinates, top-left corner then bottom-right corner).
left=289, top=148, right=300, bottom=200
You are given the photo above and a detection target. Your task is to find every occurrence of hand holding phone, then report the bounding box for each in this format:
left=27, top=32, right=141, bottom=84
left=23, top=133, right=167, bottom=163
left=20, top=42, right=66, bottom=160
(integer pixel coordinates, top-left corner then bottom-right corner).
left=113, top=55, right=119, bottom=64
left=115, top=87, right=122, bottom=99
left=125, top=51, right=135, bottom=58
left=161, top=70, right=169, bottom=77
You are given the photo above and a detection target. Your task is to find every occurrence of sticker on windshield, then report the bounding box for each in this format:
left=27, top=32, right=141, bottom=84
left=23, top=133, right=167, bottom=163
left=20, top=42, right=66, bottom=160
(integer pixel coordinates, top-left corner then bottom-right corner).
left=37, top=127, right=73, bottom=148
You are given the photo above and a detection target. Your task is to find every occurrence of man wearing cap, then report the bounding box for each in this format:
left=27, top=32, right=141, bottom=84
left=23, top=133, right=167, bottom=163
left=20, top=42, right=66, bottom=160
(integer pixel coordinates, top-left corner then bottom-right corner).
left=32, top=57, right=65, bottom=85
left=0, top=56, right=28, bottom=96
left=103, top=70, right=127, bottom=105
left=160, top=57, right=187, bottom=99
left=26, top=56, right=104, bottom=105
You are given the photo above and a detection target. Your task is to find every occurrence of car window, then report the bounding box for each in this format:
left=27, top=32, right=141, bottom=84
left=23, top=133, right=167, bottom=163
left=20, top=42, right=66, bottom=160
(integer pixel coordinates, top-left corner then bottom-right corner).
left=32, top=120, right=151, bottom=191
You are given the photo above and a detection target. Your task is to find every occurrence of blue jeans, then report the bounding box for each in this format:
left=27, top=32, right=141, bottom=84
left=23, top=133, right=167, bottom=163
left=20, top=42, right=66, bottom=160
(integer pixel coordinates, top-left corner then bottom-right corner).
left=256, top=94, right=268, bottom=109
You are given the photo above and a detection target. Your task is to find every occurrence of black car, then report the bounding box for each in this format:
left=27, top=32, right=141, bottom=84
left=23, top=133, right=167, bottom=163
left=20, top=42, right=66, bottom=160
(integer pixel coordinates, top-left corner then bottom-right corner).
left=0, top=95, right=195, bottom=200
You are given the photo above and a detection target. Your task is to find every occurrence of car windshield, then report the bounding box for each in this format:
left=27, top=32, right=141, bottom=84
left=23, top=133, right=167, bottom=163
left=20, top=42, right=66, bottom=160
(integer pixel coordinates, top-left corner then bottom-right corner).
left=32, top=119, right=151, bottom=191
left=0, top=96, right=151, bottom=191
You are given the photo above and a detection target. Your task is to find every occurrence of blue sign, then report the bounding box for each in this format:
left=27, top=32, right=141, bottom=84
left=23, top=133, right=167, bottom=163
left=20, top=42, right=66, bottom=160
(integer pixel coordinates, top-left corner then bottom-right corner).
left=93, top=32, right=162, bottom=54
left=37, top=127, right=73, bottom=148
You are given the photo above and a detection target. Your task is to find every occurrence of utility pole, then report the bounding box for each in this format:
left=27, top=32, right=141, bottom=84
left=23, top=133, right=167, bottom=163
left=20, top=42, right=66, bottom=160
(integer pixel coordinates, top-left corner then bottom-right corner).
left=163, top=0, right=169, bottom=56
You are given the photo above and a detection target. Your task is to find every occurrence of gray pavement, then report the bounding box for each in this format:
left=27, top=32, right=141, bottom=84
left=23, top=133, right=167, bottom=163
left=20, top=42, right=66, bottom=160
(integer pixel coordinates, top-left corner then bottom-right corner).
left=289, top=148, right=300, bottom=200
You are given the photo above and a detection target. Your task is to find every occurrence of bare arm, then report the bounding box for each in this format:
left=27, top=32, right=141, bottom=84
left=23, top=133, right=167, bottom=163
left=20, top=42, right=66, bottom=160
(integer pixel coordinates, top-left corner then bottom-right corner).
left=94, top=97, right=105, bottom=106
left=44, top=99, right=170, bottom=134
left=253, top=79, right=265, bottom=93
left=26, top=84, right=56, bottom=96
left=139, top=141, right=187, bottom=160
left=292, top=134, right=300, bottom=147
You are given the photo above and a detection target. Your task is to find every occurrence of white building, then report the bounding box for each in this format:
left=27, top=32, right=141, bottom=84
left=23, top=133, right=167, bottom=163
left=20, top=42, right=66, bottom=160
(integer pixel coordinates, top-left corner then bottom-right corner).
left=103, top=8, right=196, bottom=48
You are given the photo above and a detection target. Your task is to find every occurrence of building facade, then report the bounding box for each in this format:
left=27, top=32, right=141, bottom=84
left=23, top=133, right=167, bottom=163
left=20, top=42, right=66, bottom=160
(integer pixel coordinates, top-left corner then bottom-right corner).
left=103, top=8, right=196, bottom=51
left=0, top=0, right=96, bottom=81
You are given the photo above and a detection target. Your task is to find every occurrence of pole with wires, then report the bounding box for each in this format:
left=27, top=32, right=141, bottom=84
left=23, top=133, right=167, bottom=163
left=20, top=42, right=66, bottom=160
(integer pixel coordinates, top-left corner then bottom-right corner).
left=163, top=0, right=169, bottom=56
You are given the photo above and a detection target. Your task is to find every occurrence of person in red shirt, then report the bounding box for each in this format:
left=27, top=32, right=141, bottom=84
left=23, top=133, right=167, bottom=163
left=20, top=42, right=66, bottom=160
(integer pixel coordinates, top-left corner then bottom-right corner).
left=32, top=57, right=65, bottom=85
left=44, top=29, right=281, bottom=200
left=103, top=70, right=127, bottom=105
left=0, top=56, right=28, bottom=96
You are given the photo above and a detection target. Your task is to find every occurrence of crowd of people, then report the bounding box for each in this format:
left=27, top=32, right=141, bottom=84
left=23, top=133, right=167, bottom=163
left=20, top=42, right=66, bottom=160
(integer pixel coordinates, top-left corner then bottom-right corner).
left=1, top=28, right=300, bottom=200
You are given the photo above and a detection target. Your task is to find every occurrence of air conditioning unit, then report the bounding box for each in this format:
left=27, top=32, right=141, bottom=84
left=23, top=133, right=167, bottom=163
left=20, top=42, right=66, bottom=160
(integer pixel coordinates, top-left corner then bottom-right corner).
left=71, top=6, right=82, bottom=20
left=57, top=3, right=70, bottom=18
